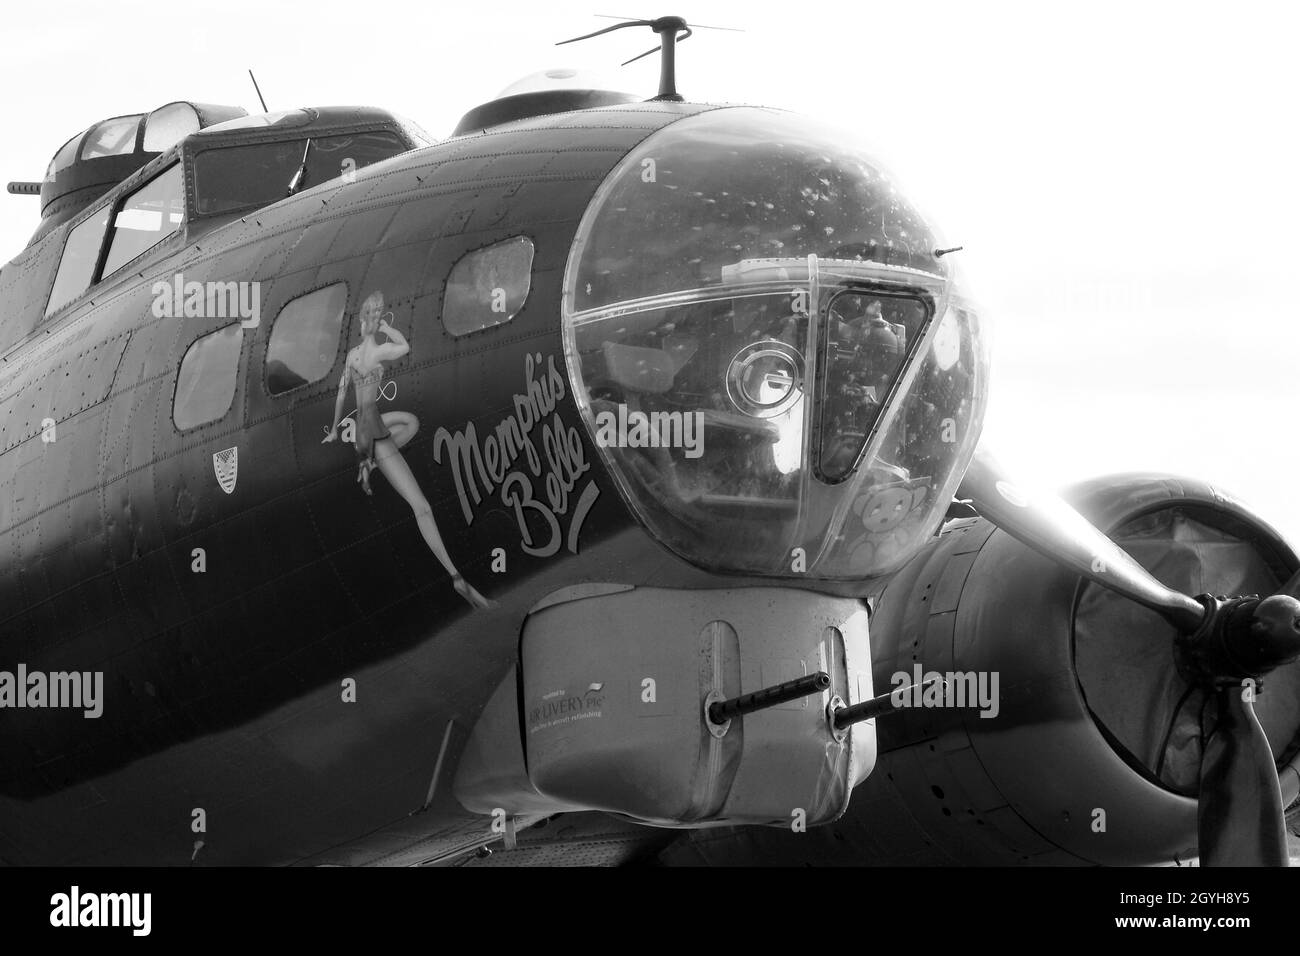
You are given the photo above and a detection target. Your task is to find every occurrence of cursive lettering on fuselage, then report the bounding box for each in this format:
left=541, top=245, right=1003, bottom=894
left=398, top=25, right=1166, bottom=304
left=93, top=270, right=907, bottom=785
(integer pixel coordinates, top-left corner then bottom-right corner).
left=432, top=353, right=599, bottom=557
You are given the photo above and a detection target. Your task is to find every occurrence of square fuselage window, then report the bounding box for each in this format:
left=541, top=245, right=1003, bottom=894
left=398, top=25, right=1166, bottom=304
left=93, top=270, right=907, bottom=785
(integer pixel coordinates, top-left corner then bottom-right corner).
left=174, top=323, right=244, bottom=430
left=442, top=236, right=534, bottom=337
left=266, top=284, right=347, bottom=395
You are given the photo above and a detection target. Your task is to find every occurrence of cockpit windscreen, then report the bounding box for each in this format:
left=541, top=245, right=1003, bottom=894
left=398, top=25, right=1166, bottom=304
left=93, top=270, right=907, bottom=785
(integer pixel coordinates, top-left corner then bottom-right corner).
left=192, top=130, right=409, bottom=216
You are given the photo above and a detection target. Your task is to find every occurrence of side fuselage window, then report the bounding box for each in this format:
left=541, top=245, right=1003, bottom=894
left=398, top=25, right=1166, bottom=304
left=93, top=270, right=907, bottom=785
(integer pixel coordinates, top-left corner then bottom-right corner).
left=442, top=236, right=534, bottom=337
left=266, top=283, right=347, bottom=394
left=45, top=206, right=110, bottom=316
left=174, top=323, right=244, bottom=430
left=102, top=164, right=185, bottom=277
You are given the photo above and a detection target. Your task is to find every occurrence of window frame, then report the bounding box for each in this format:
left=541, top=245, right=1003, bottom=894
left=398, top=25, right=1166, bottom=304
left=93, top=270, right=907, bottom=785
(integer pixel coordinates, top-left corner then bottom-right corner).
left=142, top=103, right=202, bottom=153
left=79, top=114, right=145, bottom=162
left=441, top=235, right=536, bottom=338
left=98, top=161, right=186, bottom=283
left=263, top=281, right=351, bottom=398
left=812, top=287, right=936, bottom=485
left=172, top=321, right=247, bottom=432
left=185, top=126, right=413, bottom=220
left=43, top=199, right=114, bottom=318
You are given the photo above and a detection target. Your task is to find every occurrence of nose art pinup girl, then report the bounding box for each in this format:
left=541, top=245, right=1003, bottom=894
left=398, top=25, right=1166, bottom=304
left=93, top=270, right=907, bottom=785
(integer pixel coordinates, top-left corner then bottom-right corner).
left=323, top=291, right=491, bottom=609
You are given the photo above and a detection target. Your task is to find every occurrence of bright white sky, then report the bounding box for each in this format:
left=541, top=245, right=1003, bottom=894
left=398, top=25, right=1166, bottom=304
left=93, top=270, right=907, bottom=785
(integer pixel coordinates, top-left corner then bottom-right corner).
left=3, top=0, right=1298, bottom=545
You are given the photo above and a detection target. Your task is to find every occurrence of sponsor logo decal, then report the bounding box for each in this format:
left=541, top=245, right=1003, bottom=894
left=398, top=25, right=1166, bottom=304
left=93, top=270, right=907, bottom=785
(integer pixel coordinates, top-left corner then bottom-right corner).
left=527, top=683, right=607, bottom=733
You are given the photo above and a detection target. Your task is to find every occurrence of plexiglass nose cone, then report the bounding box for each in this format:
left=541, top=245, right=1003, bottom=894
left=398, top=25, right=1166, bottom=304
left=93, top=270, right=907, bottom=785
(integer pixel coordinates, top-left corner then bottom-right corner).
left=562, top=107, right=990, bottom=579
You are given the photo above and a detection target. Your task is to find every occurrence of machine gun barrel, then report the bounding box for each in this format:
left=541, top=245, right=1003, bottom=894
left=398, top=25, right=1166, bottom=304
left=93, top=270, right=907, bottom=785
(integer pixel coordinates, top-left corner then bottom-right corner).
left=831, top=676, right=946, bottom=729
left=708, top=671, right=832, bottom=725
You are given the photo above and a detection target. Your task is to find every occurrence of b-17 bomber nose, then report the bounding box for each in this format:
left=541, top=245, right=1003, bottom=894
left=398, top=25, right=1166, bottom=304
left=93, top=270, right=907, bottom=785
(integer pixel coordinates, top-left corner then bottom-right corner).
left=560, top=107, right=990, bottom=582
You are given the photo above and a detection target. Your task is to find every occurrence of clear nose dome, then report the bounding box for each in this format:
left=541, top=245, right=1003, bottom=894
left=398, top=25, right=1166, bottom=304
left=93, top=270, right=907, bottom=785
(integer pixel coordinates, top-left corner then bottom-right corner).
left=562, top=107, right=990, bottom=580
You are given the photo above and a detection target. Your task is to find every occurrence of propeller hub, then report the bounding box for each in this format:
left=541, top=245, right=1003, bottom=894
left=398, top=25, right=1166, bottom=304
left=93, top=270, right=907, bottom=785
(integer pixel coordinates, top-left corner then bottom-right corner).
left=1251, top=594, right=1300, bottom=665
left=1177, top=593, right=1300, bottom=684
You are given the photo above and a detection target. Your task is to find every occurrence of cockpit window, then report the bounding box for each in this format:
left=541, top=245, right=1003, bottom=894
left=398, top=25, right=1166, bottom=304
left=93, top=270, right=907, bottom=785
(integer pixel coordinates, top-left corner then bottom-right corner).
left=192, top=131, right=409, bottom=216
left=45, top=205, right=110, bottom=316
left=201, top=110, right=313, bottom=133
left=101, top=163, right=184, bottom=277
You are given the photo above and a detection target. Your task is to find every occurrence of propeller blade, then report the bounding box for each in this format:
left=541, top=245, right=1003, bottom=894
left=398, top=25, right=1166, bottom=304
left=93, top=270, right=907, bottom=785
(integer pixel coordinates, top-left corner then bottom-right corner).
left=957, top=447, right=1206, bottom=632
left=956, top=448, right=1297, bottom=864
left=1198, top=684, right=1289, bottom=866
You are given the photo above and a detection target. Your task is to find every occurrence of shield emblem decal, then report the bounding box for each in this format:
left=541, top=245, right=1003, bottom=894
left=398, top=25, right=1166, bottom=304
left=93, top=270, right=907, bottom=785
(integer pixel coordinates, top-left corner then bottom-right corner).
left=213, top=446, right=238, bottom=494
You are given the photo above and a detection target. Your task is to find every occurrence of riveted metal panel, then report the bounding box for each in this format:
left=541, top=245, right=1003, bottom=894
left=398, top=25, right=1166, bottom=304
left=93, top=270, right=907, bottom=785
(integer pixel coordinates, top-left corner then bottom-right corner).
left=0, top=332, right=130, bottom=452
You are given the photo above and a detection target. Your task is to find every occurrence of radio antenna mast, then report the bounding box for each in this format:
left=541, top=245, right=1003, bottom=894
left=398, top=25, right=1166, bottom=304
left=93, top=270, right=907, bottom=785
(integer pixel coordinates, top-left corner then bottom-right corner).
left=248, top=69, right=269, bottom=112
left=557, top=15, right=693, bottom=101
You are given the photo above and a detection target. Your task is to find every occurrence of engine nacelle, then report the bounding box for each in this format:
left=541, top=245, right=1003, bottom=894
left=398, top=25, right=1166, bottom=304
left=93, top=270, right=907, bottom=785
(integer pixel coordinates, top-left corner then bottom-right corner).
left=666, top=473, right=1300, bottom=865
